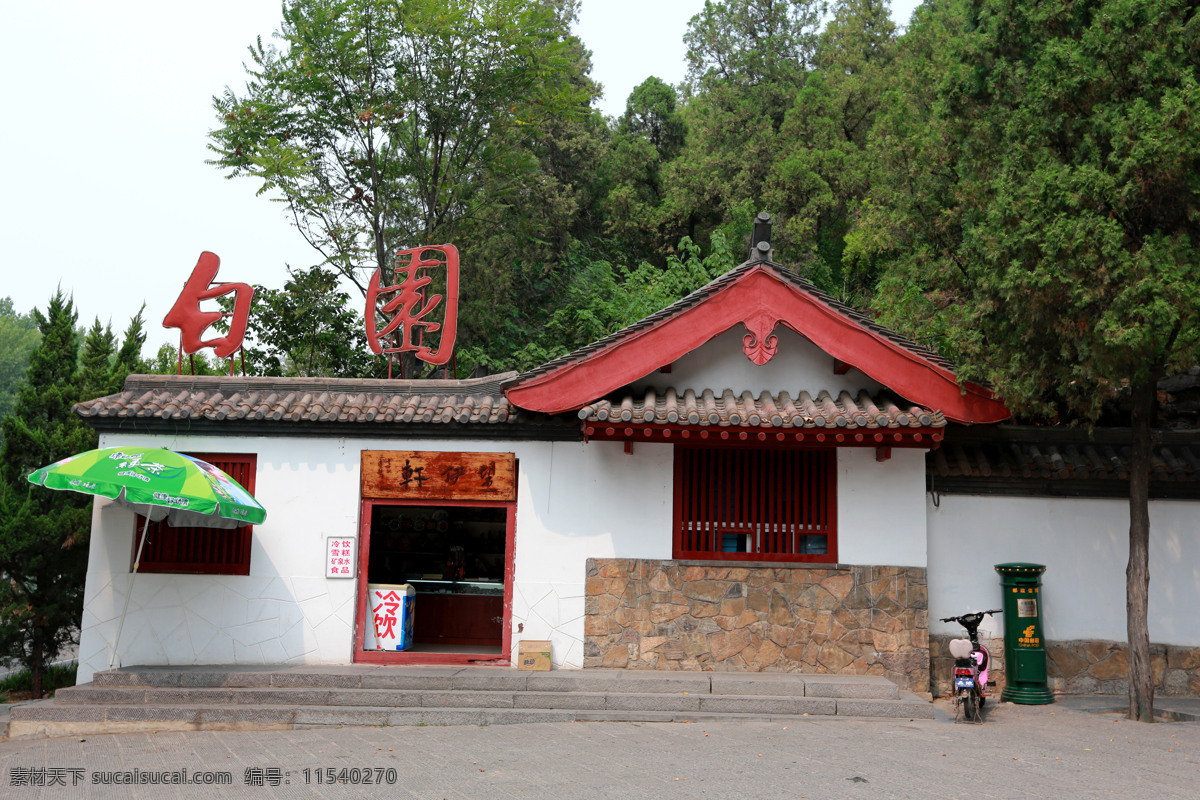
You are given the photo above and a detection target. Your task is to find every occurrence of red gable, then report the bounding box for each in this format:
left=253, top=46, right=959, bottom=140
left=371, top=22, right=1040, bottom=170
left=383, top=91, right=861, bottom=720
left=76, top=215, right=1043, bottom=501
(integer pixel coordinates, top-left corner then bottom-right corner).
left=503, top=260, right=1010, bottom=425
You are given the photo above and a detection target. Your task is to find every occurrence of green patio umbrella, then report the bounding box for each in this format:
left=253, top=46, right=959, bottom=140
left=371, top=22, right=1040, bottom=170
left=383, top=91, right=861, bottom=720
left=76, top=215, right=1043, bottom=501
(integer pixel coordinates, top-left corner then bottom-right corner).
left=28, top=446, right=268, bottom=666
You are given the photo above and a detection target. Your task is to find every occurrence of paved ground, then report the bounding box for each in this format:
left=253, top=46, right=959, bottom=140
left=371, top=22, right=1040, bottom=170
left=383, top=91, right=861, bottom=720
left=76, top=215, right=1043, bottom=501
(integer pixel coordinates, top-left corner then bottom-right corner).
left=1, top=697, right=1197, bottom=798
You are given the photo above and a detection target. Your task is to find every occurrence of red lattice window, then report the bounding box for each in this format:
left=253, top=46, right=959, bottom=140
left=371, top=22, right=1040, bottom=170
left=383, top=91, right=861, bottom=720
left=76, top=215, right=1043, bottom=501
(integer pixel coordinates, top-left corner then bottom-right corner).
left=673, top=447, right=837, bottom=563
left=132, top=453, right=257, bottom=576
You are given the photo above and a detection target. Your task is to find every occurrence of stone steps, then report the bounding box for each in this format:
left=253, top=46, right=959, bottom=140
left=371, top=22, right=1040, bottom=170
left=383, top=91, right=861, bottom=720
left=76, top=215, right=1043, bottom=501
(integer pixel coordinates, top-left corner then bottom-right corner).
left=7, top=666, right=932, bottom=739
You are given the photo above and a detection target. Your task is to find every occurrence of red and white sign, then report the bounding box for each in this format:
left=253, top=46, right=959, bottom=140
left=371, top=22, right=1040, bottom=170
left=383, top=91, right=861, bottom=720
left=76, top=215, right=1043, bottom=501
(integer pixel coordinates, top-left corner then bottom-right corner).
left=365, top=584, right=415, bottom=651
left=325, top=537, right=356, bottom=579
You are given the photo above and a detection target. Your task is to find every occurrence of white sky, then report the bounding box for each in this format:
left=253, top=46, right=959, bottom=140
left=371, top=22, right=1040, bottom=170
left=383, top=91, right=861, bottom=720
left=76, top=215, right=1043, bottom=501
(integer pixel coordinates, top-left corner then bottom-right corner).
left=0, top=0, right=920, bottom=353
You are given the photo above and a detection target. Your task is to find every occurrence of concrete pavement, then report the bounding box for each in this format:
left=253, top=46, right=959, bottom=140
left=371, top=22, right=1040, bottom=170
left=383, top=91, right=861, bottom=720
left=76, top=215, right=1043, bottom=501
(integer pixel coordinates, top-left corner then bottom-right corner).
left=1, top=698, right=1198, bottom=798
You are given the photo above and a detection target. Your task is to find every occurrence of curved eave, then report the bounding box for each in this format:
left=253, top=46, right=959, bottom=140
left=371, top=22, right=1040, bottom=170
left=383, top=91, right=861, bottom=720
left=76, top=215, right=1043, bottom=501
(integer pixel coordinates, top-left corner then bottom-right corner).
left=505, top=267, right=1011, bottom=425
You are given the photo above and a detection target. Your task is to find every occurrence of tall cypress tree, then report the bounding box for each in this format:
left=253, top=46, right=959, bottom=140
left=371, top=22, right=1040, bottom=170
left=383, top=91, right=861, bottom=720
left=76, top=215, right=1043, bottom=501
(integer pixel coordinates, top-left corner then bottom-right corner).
left=109, top=306, right=147, bottom=393
left=76, top=319, right=117, bottom=403
left=0, top=291, right=95, bottom=698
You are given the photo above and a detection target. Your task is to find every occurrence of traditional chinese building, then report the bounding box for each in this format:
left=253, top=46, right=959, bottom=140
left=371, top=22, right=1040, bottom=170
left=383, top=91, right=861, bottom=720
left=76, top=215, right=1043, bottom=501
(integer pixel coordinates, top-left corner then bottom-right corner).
left=72, top=243, right=1200, bottom=697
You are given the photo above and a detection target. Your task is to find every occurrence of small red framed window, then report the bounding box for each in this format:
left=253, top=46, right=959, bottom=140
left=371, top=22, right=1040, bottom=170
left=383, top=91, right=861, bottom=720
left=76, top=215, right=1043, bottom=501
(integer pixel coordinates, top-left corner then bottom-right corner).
left=673, top=446, right=837, bottom=563
left=132, top=452, right=257, bottom=576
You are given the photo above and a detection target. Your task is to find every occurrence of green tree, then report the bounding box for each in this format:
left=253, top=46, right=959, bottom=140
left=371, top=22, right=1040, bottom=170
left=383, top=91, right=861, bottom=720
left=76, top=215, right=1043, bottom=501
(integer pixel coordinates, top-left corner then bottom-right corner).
left=458, top=231, right=738, bottom=374
left=602, top=77, right=688, bottom=260
left=857, top=0, right=1200, bottom=721
left=0, top=298, right=41, bottom=440
left=664, top=0, right=825, bottom=257
left=74, top=310, right=146, bottom=400
left=209, top=0, right=595, bottom=296
left=144, top=344, right=225, bottom=377
left=683, top=0, right=824, bottom=88
left=0, top=292, right=94, bottom=698
left=236, top=265, right=385, bottom=378
left=108, top=307, right=147, bottom=393
left=452, top=33, right=608, bottom=359
left=764, top=0, right=896, bottom=299
left=76, top=319, right=117, bottom=402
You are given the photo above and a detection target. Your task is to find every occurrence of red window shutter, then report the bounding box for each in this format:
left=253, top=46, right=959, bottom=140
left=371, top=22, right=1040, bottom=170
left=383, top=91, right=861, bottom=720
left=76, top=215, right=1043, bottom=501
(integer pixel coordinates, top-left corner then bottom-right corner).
left=133, top=453, right=257, bottom=576
left=673, top=446, right=836, bottom=563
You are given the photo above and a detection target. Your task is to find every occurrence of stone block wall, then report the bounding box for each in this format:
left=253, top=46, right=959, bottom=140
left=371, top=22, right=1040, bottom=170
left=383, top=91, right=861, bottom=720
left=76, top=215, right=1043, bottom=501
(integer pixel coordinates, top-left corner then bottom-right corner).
left=1047, top=641, right=1200, bottom=695
left=583, top=559, right=930, bottom=694
left=929, top=637, right=1200, bottom=697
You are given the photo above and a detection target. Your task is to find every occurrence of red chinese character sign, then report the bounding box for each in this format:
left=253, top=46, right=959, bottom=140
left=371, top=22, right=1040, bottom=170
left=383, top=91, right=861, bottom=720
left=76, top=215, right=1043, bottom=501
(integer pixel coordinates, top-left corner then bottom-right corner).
left=326, top=537, right=356, bottom=579
left=162, top=251, right=255, bottom=361
left=365, top=244, right=459, bottom=369
left=366, top=584, right=415, bottom=651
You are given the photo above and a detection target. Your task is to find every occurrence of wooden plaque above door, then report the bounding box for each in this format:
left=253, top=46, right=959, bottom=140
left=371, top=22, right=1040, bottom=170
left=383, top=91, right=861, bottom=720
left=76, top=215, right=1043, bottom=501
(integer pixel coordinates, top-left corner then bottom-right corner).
left=362, top=451, right=516, bottom=501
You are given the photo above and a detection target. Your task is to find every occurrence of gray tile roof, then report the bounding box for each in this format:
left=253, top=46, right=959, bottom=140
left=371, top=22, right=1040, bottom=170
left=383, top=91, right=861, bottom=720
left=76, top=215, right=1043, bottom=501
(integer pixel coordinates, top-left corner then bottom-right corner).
left=76, top=373, right=526, bottom=426
left=929, top=425, right=1200, bottom=498
left=578, top=388, right=944, bottom=429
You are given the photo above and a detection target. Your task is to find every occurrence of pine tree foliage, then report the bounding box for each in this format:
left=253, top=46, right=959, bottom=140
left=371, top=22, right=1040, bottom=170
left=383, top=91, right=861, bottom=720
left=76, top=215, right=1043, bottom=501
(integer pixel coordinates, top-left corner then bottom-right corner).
left=76, top=319, right=117, bottom=403
left=109, top=307, right=147, bottom=392
left=0, top=292, right=95, bottom=698
left=0, top=299, right=41, bottom=440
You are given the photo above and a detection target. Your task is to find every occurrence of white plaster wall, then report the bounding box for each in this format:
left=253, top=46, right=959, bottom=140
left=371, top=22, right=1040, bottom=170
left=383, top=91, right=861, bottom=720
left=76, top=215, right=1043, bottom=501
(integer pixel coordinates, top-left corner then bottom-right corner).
left=77, top=432, right=675, bottom=682
left=78, top=433, right=362, bottom=684
left=927, top=494, right=1200, bottom=645
left=837, top=447, right=928, bottom=567
left=630, top=327, right=885, bottom=397
left=510, top=440, right=674, bottom=668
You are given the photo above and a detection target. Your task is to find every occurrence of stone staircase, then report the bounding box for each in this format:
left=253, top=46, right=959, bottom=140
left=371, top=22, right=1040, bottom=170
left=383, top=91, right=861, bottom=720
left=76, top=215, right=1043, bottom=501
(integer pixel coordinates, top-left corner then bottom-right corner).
left=7, top=665, right=932, bottom=739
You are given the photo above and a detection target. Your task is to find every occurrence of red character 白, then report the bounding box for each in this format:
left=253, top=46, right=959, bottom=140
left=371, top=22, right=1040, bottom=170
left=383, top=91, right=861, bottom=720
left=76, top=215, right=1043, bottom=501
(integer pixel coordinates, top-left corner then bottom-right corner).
left=162, top=251, right=255, bottom=359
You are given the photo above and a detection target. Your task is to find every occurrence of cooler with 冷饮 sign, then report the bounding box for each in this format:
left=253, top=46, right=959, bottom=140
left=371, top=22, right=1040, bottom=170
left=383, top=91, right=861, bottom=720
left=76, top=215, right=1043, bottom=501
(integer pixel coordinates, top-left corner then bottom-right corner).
left=366, top=584, right=415, bottom=651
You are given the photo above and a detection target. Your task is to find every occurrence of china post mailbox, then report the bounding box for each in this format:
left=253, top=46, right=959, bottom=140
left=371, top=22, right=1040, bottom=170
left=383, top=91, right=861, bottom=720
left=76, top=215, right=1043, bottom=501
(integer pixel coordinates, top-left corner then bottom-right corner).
left=995, top=563, right=1054, bottom=704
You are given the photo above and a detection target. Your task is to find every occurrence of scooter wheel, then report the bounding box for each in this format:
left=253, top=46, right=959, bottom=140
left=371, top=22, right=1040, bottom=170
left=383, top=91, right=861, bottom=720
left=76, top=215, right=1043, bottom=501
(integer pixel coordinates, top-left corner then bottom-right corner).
left=961, top=689, right=981, bottom=721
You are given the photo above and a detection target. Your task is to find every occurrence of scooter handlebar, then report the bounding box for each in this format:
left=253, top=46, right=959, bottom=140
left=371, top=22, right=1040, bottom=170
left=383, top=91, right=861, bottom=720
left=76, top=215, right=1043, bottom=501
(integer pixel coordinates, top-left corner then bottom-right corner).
left=938, top=609, right=1003, bottom=623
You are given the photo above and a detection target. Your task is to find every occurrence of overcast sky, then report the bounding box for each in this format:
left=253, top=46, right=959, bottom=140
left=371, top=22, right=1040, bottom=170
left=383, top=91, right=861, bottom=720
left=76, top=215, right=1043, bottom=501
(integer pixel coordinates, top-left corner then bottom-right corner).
left=1, top=0, right=920, bottom=353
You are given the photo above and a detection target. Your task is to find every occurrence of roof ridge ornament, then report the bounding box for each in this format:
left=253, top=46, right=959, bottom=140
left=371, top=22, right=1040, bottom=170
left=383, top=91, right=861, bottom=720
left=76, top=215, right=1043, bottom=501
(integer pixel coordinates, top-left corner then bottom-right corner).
left=749, top=211, right=773, bottom=261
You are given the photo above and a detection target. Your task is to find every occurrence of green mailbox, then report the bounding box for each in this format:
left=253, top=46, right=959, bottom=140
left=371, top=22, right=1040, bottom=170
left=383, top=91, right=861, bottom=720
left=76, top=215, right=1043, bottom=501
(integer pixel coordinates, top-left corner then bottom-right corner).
left=994, top=562, right=1055, bottom=704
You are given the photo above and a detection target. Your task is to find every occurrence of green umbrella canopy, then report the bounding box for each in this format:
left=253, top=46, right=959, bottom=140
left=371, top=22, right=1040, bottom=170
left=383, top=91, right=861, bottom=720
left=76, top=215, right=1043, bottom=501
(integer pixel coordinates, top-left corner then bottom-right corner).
left=28, top=446, right=266, bottom=528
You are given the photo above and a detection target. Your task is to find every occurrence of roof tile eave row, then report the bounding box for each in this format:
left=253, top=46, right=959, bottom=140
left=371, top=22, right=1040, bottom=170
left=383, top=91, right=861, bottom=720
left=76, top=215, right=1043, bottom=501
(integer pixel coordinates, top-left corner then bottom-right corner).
left=577, top=387, right=944, bottom=431
left=75, top=387, right=521, bottom=426
left=932, top=438, right=1198, bottom=482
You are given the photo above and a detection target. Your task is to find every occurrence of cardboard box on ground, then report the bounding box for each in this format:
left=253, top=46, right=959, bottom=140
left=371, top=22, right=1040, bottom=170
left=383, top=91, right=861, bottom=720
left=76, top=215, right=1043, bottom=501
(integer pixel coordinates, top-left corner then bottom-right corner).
left=518, top=640, right=552, bottom=671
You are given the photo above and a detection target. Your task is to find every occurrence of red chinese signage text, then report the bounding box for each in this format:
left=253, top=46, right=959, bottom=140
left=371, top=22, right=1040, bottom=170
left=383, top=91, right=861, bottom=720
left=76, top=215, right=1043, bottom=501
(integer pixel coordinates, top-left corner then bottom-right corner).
left=162, top=251, right=255, bottom=359
left=372, top=591, right=403, bottom=640
left=365, top=244, right=459, bottom=366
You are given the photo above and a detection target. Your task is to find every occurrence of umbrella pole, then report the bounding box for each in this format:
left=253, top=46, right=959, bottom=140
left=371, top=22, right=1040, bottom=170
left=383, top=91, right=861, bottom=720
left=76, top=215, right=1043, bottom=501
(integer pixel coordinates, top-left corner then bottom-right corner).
left=110, top=513, right=152, bottom=669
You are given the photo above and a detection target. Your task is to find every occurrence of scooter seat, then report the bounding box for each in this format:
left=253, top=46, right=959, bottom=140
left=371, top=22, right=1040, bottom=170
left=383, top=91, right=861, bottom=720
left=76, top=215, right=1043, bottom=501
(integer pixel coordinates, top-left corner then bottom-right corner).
left=948, top=638, right=973, bottom=659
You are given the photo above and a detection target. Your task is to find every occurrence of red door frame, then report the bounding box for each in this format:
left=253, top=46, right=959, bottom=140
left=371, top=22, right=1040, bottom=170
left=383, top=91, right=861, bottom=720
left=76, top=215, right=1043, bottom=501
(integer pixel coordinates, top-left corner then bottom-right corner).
left=352, top=497, right=515, bottom=665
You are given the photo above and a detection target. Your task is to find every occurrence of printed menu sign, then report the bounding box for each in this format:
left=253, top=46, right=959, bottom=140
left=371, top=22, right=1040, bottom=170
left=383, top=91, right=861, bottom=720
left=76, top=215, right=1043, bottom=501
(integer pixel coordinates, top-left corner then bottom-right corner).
left=326, top=537, right=356, bottom=578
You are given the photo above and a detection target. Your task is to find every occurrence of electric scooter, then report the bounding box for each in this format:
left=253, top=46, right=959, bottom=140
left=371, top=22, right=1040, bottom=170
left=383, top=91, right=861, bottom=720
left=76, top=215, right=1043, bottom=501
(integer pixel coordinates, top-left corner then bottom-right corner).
left=940, top=609, right=1001, bottom=722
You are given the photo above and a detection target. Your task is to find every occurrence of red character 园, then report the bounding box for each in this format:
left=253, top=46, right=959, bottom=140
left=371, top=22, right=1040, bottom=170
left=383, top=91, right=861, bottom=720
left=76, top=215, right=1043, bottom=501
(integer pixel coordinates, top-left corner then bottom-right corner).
left=162, top=251, right=255, bottom=359
left=365, top=245, right=459, bottom=366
